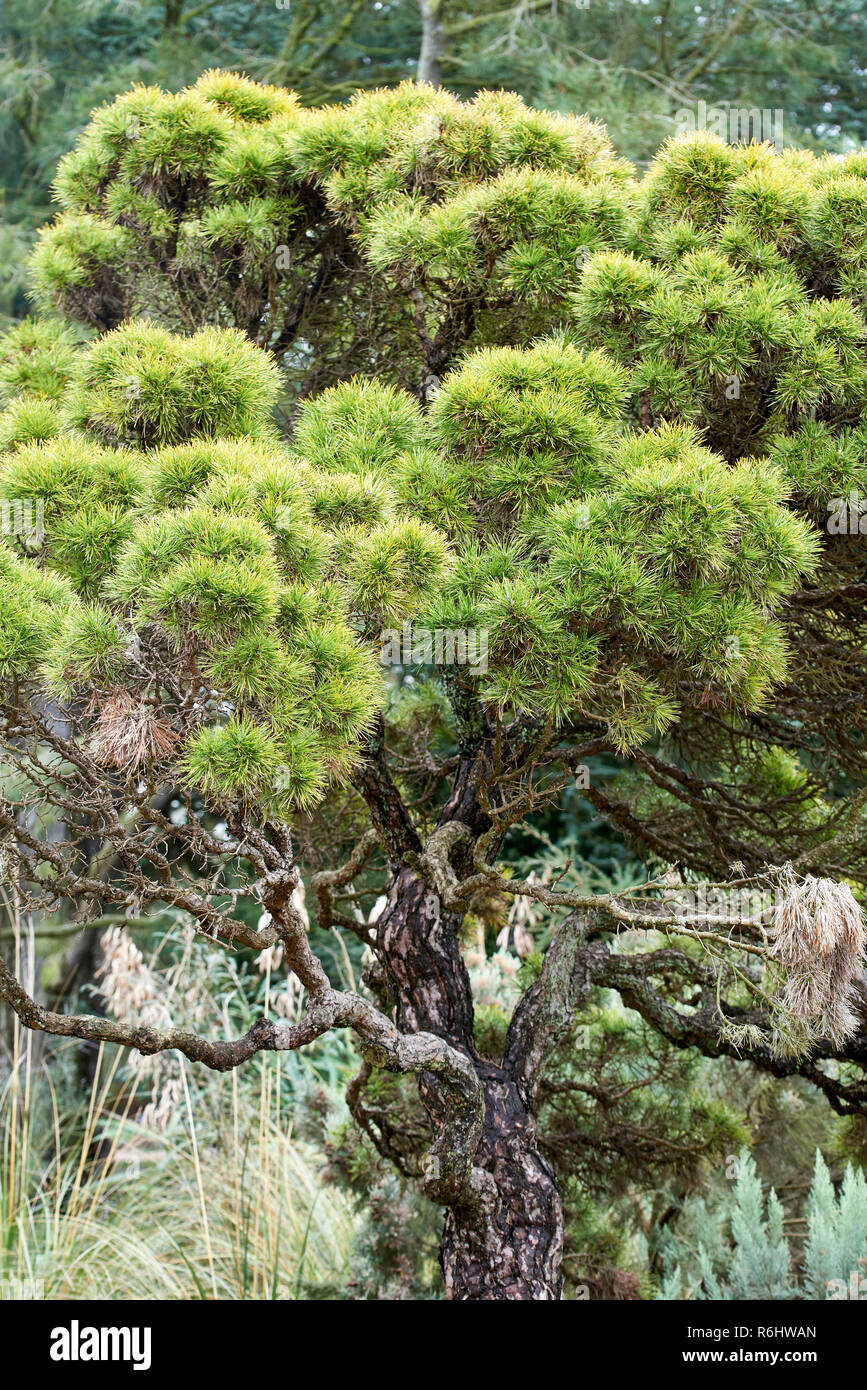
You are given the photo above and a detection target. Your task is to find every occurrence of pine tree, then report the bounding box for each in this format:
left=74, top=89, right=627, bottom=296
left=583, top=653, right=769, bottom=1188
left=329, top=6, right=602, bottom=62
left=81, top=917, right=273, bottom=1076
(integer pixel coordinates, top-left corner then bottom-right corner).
left=2, top=74, right=867, bottom=1299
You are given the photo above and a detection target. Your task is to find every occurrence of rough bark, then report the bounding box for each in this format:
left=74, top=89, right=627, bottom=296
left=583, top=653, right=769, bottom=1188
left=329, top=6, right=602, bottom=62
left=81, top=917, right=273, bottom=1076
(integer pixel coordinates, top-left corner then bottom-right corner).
left=374, top=865, right=564, bottom=1298
left=441, top=1061, right=563, bottom=1300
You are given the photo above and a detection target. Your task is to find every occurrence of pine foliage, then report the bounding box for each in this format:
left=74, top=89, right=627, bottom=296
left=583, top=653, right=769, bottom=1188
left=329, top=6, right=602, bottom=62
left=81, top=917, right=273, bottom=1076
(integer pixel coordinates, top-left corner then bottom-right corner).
left=0, top=321, right=427, bottom=814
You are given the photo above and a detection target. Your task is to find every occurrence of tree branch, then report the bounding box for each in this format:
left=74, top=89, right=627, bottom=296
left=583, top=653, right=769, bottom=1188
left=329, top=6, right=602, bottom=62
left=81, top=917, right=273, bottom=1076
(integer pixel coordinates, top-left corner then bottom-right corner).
left=0, top=945, right=485, bottom=1204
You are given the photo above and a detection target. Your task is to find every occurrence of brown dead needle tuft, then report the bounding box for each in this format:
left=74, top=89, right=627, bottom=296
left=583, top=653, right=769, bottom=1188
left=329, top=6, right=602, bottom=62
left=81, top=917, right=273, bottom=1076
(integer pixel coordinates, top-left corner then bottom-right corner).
left=769, top=868, right=866, bottom=1048
left=91, top=690, right=178, bottom=772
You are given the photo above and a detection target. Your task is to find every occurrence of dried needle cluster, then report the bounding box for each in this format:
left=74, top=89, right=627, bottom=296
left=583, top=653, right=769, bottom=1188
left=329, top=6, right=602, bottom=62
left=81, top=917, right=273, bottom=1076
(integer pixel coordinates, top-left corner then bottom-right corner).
left=768, top=869, right=866, bottom=1050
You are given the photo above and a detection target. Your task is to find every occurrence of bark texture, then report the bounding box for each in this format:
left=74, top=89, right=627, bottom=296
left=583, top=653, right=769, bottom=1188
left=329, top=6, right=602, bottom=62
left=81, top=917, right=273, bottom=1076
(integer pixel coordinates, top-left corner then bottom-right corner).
left=375, top=866, right=564, bottom=1299
left=441, top=1063, right=563, bottom=1300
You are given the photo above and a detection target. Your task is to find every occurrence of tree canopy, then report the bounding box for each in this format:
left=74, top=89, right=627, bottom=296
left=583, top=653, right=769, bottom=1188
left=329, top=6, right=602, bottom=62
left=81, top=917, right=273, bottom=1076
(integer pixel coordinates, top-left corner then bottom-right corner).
left=3, top=0, right=866, bottom=321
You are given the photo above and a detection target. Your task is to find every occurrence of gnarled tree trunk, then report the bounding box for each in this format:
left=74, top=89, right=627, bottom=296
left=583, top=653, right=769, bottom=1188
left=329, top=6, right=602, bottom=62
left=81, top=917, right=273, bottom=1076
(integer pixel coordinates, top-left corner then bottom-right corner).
left=440, top=1062, right=563, bottom=1299
left=375, top=866, right=564, bottom=1299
